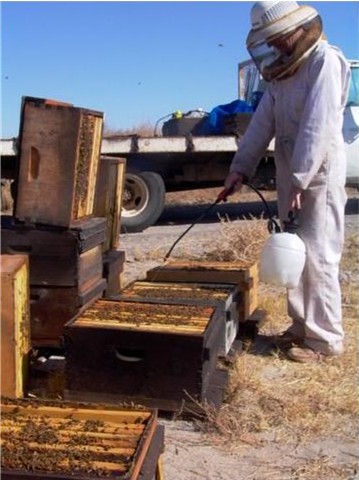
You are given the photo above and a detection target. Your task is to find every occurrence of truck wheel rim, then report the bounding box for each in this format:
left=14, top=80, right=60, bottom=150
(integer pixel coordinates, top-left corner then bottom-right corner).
left=122, top=174, right=150, bottom=218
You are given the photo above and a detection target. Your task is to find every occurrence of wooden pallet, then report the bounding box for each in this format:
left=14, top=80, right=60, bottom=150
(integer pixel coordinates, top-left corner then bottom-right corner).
left=146, top=260, right=259, bottom=321
left=64, top=298, right=225, bottom=412
left=1, top=255, right=31, bottom=398
left=113, top=280, right=239, bottom=356
left=14, top=96, right=103, bottom=227
left=0, top=399, right=163, bottom=480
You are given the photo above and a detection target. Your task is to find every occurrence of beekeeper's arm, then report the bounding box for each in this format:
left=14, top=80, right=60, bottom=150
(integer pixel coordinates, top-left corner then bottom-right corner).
left=224, top=89, right=275, bottom=192
left=290, top=51, right=349, bottom=190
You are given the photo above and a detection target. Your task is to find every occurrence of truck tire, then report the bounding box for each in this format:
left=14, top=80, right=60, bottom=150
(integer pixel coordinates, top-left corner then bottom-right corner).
left=121, top=171, right=166, bottom=233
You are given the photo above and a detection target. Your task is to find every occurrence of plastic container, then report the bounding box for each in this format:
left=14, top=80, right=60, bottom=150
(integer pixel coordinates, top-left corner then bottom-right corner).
left=259, top=232, right=306, bottom=288
left=162, top=117, right=206, bottom=136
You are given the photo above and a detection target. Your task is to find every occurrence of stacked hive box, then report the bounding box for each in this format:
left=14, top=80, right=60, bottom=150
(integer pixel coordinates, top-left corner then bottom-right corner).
left=1, top=255, right=31, bottom=398
left=146, top=259, right=264, bottom=340
left=113, top=280, right=240, bottom=356
left=93, top=155, right=127, bottom=296
left=1, top=97, right=108, bottom=347
left=14, top=97, right=103, bottom=227
left=146, top=259, right=259, bottom=322
left=1, top=216, right=108, bottom=347
left=64, top=261, right=259, bottom=412
left=65, top=298, right=226, bottom=413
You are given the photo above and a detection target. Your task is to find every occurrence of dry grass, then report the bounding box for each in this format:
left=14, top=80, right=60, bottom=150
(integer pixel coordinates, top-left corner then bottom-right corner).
left=196, top=223, right=358, bottom=472
left=103, top=123, right=155, bottom=137
left=158, top=199, right=358, bottom=458
left=205, top=215, right=270, bottom=264
left=126, top=186, right=358, bottom=477
left=176, top=221, right=358, bottom=478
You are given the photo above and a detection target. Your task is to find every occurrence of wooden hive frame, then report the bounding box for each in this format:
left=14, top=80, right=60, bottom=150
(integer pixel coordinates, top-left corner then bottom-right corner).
left=113, top=280, right=240, bottom=356
left=1, top=399, right=161, bottom=480
left=146, top=260, right=259, bottom=321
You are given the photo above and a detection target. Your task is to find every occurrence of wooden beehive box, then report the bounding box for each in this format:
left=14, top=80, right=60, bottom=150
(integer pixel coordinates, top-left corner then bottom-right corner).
left=30, top=278, right=107, bottom=348
left=94, top=156, right=126, bottom=251
left=64, top=298, right=224, bottom=411
left=1, top=398, right=163, bottom=480
left=146, top=260, right=259, bottom=321
left=1, top=216, right=106, bottom=287
left=1, top=255, right=31, bottom=398
left=1, top=216, right=108, bottom=348
left=115, top=280, right=239, bottom=356
left=103, top=249, right=126, bottom=297
left=14, top=97, right=103, bottom=227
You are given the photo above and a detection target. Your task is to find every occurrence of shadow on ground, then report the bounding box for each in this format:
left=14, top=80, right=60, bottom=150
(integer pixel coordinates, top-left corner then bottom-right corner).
left=158, top=197, right=358, bottom=227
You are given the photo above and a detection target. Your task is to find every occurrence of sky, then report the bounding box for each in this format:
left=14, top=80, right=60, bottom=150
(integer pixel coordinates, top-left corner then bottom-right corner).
left=1, top=1, right=359, bottom=138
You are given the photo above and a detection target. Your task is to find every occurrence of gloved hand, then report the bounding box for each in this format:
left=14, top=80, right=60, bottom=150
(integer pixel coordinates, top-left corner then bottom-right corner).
left=224, top=172, right=246, bottom=194
left=289, top=185, right=304, bottom=211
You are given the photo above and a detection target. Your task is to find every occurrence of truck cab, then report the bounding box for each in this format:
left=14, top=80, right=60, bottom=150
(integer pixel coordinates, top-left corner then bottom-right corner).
left=343, top=60, right=359, bottom=185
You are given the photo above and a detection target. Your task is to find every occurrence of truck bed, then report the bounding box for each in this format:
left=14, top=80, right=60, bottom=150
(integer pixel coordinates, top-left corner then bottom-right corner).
left=1, top=135, right=275, bottom=158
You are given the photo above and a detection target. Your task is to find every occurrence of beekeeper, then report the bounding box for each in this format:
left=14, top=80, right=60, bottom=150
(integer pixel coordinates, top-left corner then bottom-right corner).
left=224, top=1, right=350, bottom=363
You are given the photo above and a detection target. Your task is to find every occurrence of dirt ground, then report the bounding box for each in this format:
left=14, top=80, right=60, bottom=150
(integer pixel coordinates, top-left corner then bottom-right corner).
left=1, top=184, right=357, bottom=479
left=160, top=420, right=358, bottom=480
left=119, top=188, right=359, bottom=480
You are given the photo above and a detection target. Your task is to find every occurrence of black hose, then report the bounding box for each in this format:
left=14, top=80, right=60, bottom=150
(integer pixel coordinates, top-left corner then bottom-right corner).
left=163, top=196, right=223, bottom=260
left=163, top=182, right=281, bottom=261
left=153, top=113, right=173, bottom=136
left=243, top=182, right=281, bottom=233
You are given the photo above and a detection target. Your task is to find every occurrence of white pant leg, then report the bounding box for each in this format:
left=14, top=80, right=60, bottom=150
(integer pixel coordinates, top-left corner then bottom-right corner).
left=286, top=280, right=306, bottom=337
left=286, top=176, right=346, bottom=355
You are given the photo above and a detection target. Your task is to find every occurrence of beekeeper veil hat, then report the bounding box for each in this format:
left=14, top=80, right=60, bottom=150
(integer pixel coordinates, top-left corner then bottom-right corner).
left=247, top=1, right=323, bottom=81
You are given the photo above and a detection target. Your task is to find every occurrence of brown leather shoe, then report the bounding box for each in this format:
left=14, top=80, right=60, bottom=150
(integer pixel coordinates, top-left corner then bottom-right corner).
left=274, top=331, right=302, bottom=349
left=286, top=346, right=325, bottom=363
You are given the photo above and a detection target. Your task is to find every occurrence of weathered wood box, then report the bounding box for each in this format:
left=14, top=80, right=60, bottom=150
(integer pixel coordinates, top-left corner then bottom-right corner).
left=30, top=278, right=107, bottom=348
left=64, top=298, right=225, bottom=411
left=94, top=156, right=126, bottom=251
left=1, top=398, right=164, bottom=480
left=114, top=280, right=239, bottom=356
left=1, top=255, right=31, bottom=398
left=1, top=216, right=108, bottom=347
left=146, top=260, right=259, bottom=321
left=14, top=96, right=104, bottom=227
left=1, top=216, right=107, bottom=287
left=103, top=249, right=126, bottom=297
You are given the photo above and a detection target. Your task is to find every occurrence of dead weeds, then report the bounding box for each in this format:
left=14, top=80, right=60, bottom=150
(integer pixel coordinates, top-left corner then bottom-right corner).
left=162, top=214, right=358, bottom=455
left=198, top=222, right=358, bottom=466
left=121, top=187, right=358, bottom=478
left=205, top=215, right=269, bottom=264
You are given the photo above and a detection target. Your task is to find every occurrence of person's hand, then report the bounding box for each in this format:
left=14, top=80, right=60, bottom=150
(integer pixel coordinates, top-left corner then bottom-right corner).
left=224, top=172, right=245, bottom=194
left=289, top=185, right=303, bottom=211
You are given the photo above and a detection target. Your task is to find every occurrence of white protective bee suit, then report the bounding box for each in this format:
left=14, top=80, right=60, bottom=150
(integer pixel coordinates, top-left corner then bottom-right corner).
left=229, top=39, right=350, bottom=355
